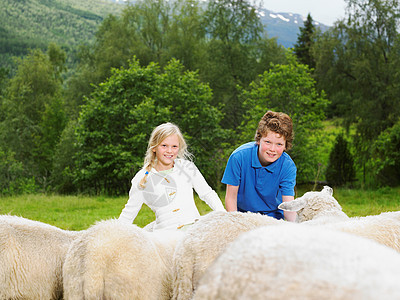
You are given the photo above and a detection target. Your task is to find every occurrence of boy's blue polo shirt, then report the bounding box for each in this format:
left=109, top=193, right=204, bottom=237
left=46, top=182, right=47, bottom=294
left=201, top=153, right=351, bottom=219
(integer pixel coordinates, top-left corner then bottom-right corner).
left=222, top=142, right=296, bottom=219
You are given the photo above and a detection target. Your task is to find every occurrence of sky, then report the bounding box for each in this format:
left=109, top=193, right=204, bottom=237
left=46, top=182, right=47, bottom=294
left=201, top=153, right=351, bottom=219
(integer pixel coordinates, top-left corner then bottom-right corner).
left=261, top=0, right=347, bottom=26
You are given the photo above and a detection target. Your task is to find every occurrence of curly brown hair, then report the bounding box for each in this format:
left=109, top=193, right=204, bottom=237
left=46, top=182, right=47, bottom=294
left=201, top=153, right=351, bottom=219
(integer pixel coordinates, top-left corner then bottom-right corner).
left=254, top=111, right=294, bottom=151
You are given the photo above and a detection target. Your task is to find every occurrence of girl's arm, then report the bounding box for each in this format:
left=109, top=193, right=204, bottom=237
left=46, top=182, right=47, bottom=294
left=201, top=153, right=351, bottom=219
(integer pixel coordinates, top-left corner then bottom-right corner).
left=118, top=178, right=144, bottom=224
left=189, top=162, right=225, bottom=211
left=200, top=191, right=226, bottom=211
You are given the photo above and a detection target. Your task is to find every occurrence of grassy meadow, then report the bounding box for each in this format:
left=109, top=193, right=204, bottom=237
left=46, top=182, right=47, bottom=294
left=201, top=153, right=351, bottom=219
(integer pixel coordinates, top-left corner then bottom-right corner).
left=1, top=186, right=399, bottom=231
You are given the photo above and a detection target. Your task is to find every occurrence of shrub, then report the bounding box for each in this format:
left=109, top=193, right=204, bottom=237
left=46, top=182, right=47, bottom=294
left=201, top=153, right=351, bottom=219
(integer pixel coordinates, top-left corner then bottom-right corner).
left=325, top=133, right=356, bottom=186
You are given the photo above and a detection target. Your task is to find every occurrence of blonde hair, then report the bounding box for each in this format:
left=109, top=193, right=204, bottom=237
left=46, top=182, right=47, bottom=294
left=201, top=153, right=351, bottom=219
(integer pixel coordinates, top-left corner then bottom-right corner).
left=139, top=122, right=191, bottom=189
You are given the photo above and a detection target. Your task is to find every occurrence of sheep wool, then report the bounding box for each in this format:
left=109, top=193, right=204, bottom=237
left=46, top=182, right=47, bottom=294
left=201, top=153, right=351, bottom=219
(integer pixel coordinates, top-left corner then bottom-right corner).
left=193, top=224, right=400, bottom=300
left=63, top=219, right=184, bottom=300
left=322, top=211, right=400, bottom=252
left=0, top=215, right=80, bottom=300
left=278, top=187, right=400, bottom=252
left=172, top=210, right=282, bottom=300
left=278, top=185, right=349, bottom=223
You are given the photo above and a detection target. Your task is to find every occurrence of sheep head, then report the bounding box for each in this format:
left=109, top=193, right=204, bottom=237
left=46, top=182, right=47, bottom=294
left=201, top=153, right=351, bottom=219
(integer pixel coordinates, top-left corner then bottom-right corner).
left=278, top=186, right=344, bottom=222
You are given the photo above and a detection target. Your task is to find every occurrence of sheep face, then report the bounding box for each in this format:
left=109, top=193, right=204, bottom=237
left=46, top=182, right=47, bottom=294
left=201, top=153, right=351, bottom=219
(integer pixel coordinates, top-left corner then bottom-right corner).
left=278, top=186, right=343, bottom=222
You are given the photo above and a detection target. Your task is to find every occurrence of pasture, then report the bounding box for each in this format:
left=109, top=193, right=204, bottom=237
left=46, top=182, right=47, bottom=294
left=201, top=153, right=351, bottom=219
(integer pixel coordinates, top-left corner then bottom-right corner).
left=1, top=186, right=399, bottom=230
left=0, top=187, right=400, bottom=230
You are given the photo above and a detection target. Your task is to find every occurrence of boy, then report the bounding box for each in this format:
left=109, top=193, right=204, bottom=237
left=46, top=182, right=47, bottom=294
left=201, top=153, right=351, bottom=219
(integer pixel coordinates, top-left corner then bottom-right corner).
left=222, top=111, right=297, bottom=221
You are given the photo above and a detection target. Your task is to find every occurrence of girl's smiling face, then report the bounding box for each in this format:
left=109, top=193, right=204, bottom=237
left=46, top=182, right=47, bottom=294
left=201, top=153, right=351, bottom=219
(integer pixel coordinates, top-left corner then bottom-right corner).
left=257, top=131, right=286, bottom=166
left=153, top=134, right=180, bottom=171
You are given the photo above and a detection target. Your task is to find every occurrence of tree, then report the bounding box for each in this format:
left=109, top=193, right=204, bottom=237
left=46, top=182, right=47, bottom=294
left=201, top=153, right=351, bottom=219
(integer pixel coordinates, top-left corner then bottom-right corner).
left=201, top=0, right=265, bottom=129
left=314, top=0, right=400, bottom=186
left=294, top=13, right=316, bottom=69
left=73, top=58, right=226, bottom=195
left=64, top=14, right=135, bottom=117
left=0, top=45, right=67, bottom=190
left=312, top=23, right=354, bottom=119
left=51, top=120, right=79, bottom=193
left=47, top=42, right=67, bottom=81
left=0, top=147, right=24, bottom=194
left=239, top=52, right=329, bottom=183
left=370, top=120, right=400, bottom=186
left=253, top=37, right=288, bottom=76
left=325, top=133, right=356, bottom=186
left=65, top=0, right=286, bottom=132
left=167, top=0, right=207, bottom=72
left=0, top=67, right=9, bottom=123
left=64, top=0, right=207, bottom=118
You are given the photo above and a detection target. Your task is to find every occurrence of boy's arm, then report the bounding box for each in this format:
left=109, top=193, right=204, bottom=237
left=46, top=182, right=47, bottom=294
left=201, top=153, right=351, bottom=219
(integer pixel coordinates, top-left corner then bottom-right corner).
left=282, top=195, right=297, bottom=222
left=225, top=184, right=239, bottom=212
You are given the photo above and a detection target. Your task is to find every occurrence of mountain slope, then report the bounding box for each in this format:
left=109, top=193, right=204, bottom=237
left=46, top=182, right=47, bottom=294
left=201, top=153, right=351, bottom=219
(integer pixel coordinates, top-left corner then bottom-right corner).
left=0, top=0, right=123, bottom=69
left=0, top=0, right=328, bottom=71
left=108, top=0, right=330, bottom=47
left=257, top=9, right=330, bottom=48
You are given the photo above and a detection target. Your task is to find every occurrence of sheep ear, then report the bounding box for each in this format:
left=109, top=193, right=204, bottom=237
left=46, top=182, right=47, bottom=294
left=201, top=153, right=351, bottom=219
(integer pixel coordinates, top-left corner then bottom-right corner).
left=278, top=198, right=306, bottom=212
left=322, top=186, right=333, bottom=196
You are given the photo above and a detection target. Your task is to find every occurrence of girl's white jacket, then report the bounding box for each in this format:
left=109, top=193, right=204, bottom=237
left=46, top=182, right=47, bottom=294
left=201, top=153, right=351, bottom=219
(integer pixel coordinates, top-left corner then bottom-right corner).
left=118, top=159, right=225, bottom=231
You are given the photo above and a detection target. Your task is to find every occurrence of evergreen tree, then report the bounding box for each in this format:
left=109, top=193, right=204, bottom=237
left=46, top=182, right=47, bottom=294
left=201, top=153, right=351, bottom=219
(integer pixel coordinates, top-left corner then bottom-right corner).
left=294, top=13, right=316, bottom=69
left=325, top=134, right=356, bottom=186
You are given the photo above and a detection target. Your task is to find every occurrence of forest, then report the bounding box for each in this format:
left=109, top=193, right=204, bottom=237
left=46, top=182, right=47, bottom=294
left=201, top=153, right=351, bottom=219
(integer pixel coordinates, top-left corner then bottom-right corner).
left=0, top=0, right=123, bottom=72
left=0, top=0, right=399, bottom=196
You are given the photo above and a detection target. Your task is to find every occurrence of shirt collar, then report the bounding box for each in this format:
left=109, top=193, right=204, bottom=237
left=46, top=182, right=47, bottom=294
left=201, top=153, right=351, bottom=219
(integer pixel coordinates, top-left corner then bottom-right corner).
left=251, top=143, right=262, bottom=168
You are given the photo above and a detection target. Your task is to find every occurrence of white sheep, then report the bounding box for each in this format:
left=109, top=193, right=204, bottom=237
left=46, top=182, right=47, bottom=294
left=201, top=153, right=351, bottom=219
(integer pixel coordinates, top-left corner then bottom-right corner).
left=278, top=186, right=400, bottom=252
left=278, top=185, right=349, bottom=224
left=63, top=219, right=184, bottom=300
left=172, top=210, right=282, bottom=300
left=193, top=223, right=400, bottom=300
left=0, top=214, right=80, bottom=300
left=321, top=211, right=400, bottom=252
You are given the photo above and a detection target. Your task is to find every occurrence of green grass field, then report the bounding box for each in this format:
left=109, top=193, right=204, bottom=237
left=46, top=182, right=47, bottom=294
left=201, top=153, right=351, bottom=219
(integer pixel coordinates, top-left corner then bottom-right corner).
left=1, top=187, right=399, bottom=231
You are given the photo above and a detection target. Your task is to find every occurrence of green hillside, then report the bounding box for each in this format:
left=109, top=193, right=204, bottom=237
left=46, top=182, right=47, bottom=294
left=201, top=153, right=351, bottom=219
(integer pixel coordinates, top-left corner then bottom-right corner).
left=0, top=0, right=123, bottom=70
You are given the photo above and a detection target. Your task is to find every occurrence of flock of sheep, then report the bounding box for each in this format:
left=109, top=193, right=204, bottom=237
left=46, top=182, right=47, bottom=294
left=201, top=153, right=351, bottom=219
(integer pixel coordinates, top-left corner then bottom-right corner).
left=1, top=186, right=400, bottom=299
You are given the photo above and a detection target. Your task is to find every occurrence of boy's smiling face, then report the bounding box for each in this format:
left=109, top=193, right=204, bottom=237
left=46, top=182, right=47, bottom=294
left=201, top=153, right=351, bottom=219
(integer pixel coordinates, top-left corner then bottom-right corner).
left=257, top=131, right=286, bottom=166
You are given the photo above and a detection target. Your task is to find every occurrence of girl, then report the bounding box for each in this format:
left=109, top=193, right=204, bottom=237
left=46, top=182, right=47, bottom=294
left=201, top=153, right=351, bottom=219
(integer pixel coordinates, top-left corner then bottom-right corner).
left=119, top=122, right=225, bottom=231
